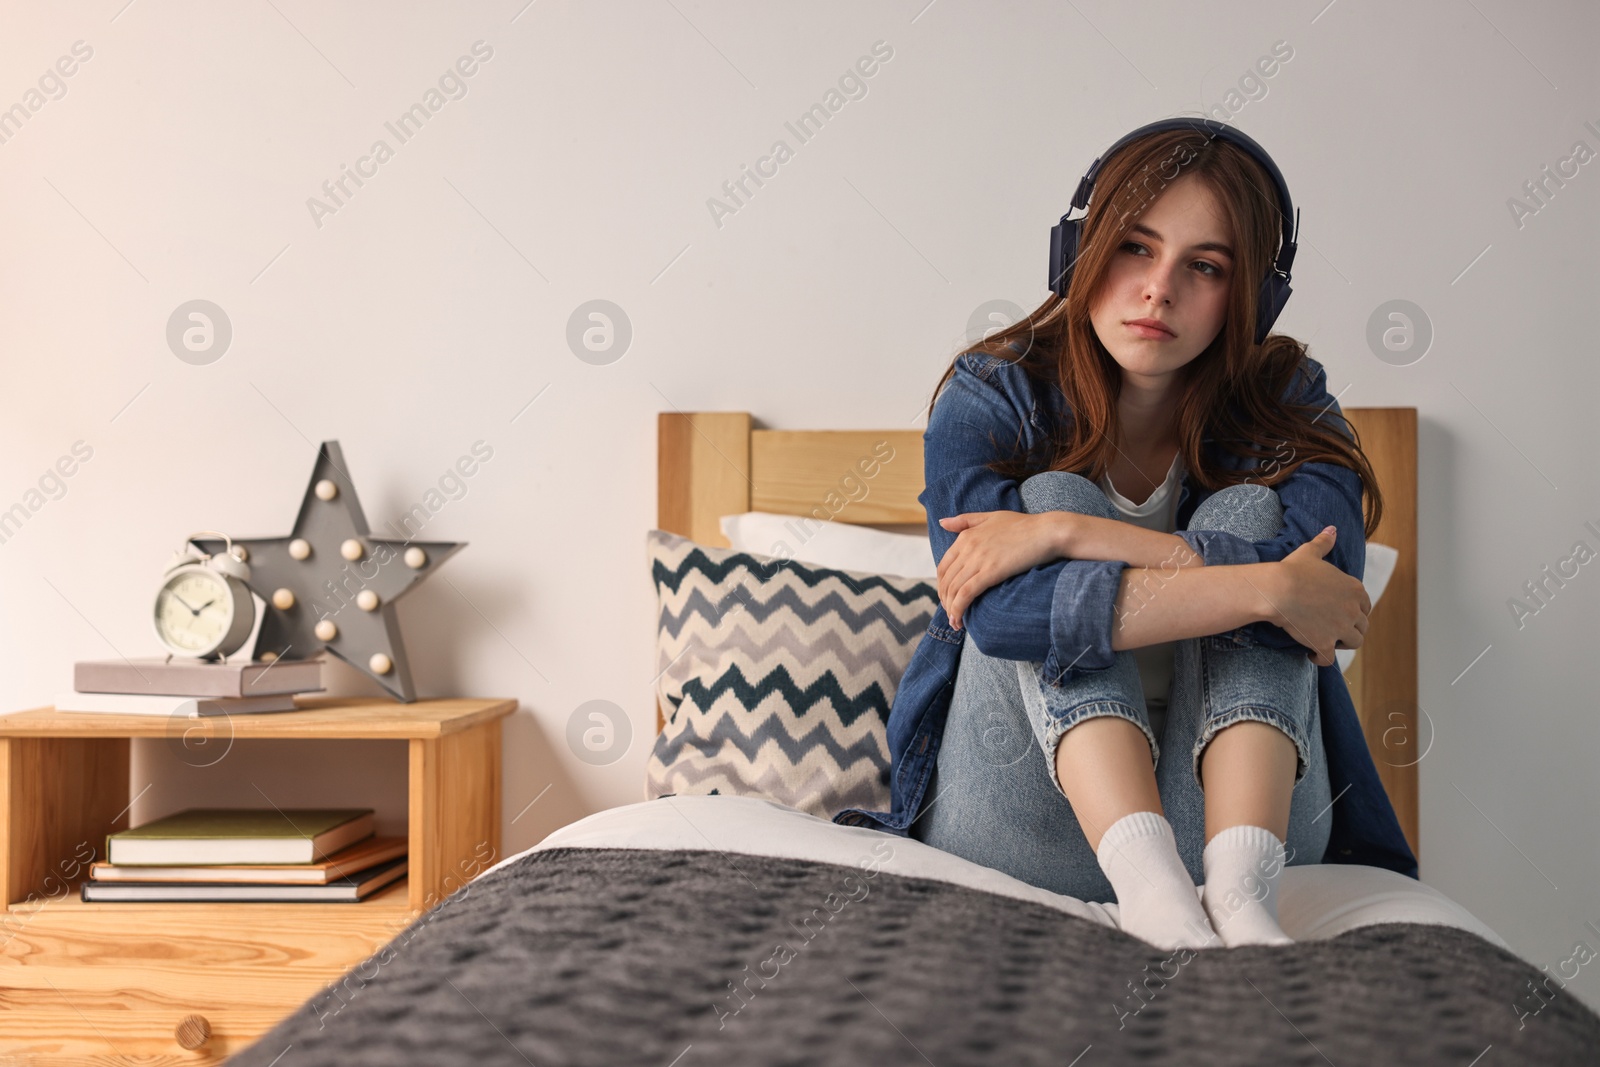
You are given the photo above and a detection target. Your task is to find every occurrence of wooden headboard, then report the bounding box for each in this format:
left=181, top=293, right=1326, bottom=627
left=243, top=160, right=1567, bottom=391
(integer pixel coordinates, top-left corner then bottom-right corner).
left=656, top=408, right=1419, bottom=862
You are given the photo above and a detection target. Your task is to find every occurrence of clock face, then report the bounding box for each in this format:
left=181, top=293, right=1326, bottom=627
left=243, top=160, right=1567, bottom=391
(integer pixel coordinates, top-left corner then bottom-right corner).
left=155, top=568, right=237, bottom=655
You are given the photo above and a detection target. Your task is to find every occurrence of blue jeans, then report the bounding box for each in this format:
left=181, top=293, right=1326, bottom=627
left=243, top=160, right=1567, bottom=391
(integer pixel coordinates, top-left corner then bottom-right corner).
left=910, top=472, right=1332, bottom=903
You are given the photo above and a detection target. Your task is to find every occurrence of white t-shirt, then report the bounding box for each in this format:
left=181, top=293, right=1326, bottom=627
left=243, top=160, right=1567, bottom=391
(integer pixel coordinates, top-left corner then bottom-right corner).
left=1097, top=452, right=1184, bottom=743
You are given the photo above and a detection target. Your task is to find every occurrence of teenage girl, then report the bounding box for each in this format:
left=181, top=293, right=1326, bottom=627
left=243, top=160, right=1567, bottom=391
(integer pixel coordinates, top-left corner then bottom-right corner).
left=910, top=123, right=1379, bottom=950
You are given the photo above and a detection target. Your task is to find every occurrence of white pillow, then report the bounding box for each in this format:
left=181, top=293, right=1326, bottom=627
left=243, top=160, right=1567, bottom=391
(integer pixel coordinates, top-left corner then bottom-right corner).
left=719, top=511, right=937, bottom=580
left=1339, top=541, right=1397, bottom=672
left=719, top=511, right=1398, bottom=673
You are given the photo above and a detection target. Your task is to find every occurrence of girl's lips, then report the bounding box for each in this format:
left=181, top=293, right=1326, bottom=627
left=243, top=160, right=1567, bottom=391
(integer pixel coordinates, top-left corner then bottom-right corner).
left=1125, top=322, right=1176, bottom=340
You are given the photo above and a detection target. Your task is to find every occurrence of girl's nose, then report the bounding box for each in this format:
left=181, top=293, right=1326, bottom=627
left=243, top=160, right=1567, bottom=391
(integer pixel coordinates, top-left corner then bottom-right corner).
left=1141, top=260, right=1179, bottom=306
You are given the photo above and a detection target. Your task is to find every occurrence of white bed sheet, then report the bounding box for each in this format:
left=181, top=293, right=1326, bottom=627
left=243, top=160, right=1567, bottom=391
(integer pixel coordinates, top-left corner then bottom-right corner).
left=478, top=794, right=1512, bottom=954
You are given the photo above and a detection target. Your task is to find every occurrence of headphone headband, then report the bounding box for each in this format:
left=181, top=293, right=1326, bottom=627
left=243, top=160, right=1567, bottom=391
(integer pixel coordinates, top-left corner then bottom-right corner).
left=1048, top=117, right=1300, bottom=345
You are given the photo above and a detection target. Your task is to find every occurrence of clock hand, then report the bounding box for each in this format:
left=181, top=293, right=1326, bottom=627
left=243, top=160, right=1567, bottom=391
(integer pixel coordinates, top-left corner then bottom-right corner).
left=171, top=593, right=200, bottom=614
left=195, top=599, right=217, bottom=614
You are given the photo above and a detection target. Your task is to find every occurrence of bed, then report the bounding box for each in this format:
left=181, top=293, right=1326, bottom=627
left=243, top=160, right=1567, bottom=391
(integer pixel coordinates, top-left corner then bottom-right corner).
left=229, top=407, right=1600, bottom=1065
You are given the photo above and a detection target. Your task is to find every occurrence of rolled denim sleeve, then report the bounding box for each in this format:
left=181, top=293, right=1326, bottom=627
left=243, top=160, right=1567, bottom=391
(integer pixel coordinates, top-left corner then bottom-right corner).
left=1168, top=359, right=1368, bottom=652
left=1041, top=555, right=1128, bottom=681
left=922, top=353, right=1128, bottom=679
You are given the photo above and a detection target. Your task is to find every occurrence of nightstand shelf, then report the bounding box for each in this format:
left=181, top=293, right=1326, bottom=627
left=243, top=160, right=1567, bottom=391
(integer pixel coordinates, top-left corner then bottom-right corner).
left=0, top=695, right=516, bottom=1063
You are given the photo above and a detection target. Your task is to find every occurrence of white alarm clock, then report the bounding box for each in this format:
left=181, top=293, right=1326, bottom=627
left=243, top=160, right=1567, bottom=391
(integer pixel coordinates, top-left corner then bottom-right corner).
left=153, top=532, right=256, bottom=660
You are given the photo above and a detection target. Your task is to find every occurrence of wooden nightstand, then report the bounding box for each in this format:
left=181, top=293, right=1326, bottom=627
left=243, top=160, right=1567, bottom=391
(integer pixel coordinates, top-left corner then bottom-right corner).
left=0, top=695, right=516, bottom=1063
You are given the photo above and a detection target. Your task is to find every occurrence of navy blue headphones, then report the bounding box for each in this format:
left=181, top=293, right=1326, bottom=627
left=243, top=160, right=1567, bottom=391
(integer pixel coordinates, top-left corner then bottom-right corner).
left=1048, top=117, right=1300, bottom=345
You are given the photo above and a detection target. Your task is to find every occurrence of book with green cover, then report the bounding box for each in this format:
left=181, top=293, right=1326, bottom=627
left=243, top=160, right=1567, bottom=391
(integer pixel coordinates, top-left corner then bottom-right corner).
left=108, top=807, right=376, bottom=866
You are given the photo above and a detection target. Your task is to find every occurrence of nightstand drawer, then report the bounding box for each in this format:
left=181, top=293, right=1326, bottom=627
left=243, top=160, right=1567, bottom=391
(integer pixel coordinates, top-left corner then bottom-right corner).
left=0, top=1002, right=290, bottom=1064
left=0, top=879, right=416, bottom=1062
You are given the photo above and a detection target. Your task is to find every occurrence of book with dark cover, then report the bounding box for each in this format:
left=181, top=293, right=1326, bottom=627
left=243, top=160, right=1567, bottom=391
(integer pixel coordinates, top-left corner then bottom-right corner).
left=55, top=691, right=300, bottom=718
left=80, top=855, right=407, bottom=903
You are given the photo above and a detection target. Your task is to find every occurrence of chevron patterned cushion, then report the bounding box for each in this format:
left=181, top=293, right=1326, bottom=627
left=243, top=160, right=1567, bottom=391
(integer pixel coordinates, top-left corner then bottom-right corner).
left=645, top=528, right=939, bottom=820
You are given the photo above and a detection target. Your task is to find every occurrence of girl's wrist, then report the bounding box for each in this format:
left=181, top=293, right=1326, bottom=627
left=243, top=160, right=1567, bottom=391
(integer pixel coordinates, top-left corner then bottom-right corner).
left=1048, top=512, right=1078, bottom=558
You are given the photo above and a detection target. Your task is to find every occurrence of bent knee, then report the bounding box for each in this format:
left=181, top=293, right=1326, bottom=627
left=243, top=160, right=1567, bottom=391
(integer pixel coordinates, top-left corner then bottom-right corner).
left=1187, top=482, right=1283, bottom=540
left=1019, top=470, right=1115, bottom=519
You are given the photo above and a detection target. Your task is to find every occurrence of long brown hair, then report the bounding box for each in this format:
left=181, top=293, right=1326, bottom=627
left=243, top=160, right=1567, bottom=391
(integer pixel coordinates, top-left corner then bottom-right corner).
left=929, top=125, right=1383, bottom=539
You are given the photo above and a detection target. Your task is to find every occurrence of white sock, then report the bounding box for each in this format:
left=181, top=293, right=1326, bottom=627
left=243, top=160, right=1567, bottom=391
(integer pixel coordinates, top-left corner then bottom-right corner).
left=1095, top=811, right=1219, bottom=951
left=1201, top=824, right=1295, bottom=947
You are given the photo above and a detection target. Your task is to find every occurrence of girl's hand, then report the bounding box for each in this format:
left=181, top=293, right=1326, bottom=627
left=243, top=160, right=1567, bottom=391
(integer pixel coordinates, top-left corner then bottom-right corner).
left=936, top=511, right=1066, bottom=630
left=1268, top=526, right=1371, bottom=667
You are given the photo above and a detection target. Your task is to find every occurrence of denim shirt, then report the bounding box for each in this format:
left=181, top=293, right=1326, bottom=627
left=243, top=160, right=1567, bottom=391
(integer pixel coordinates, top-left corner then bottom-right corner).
left=833, top=344, right=1419, bottom=881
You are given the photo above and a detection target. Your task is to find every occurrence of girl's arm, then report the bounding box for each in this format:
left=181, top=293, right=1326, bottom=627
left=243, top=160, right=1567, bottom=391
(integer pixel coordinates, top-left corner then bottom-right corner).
left=1106, top=532, right=1365, bottom=666
left=1046, top=512, right=1205, bottom=570
left=1042, top=512, right=1285, bottom=652
left=1106, top=560, right=1282, bottom=652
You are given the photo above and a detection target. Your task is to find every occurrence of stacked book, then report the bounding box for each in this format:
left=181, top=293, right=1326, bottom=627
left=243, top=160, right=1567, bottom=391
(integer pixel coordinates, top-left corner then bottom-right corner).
left=81, top=808, right=407, bottom=903
left=58, top=657, right=325, bottom=717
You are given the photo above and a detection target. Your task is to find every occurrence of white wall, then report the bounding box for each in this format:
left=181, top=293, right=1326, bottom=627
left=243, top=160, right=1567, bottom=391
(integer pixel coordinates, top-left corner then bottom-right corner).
left=2, top=0, right=1597, bottom=1011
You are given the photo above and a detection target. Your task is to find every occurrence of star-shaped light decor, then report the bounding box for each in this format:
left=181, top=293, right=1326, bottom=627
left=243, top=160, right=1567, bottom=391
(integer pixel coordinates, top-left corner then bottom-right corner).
left=196, top=441, right=463, bottom=702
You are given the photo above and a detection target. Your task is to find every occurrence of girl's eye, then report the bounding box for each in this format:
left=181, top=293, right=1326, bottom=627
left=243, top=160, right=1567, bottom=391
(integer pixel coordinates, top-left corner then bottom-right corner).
left=1120, top=242, right=1224, bottom=278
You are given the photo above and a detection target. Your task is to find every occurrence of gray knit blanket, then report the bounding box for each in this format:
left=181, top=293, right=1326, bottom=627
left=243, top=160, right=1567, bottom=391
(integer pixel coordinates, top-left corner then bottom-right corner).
left=229, top=846, right=1600, bottom=1065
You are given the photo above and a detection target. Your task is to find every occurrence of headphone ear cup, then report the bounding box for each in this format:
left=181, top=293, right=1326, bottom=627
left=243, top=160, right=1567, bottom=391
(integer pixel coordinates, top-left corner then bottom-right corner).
left=1255, top=275, right=1292, bottom=345
left=1049, top=217, right=1082, bottom=299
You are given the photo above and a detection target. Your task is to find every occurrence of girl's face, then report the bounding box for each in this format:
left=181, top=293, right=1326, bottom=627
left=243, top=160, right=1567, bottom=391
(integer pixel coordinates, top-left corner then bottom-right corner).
left=1088, top=174, right=1235, bottom=385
